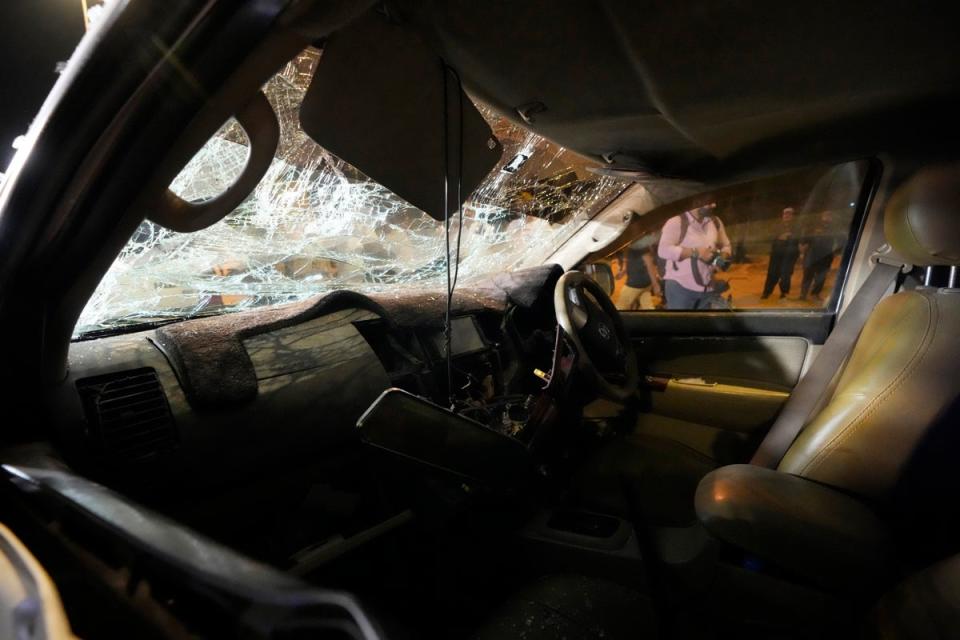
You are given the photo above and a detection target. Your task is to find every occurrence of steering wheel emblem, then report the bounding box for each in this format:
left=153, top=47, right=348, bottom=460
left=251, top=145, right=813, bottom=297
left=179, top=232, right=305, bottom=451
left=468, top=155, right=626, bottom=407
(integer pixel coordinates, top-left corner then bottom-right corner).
left=597, top=322, right=612, bottom=340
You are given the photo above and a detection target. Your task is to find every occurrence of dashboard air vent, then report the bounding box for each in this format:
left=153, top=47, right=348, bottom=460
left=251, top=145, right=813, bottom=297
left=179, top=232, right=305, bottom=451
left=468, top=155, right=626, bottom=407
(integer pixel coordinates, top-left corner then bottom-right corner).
left=76, top=368, right=178, bottom=466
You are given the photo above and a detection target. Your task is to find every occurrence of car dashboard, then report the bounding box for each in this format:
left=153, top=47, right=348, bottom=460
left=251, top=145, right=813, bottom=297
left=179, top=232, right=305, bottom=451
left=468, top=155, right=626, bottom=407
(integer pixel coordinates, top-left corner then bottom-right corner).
left=54, top=267, right=567, bottom=492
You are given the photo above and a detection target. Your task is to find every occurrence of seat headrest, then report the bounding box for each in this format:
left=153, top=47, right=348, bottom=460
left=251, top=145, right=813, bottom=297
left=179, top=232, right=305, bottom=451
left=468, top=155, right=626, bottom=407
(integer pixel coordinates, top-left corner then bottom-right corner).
left=885, top=164, right=960, bottom=266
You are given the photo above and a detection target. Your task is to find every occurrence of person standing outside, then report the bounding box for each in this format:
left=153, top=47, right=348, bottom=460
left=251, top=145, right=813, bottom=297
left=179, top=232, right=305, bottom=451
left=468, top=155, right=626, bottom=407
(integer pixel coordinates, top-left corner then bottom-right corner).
left=616, top=234, right=662, bottom=310
left=657, top=202, right=732, bottom=309
left=800, top=210, right=839, bottom=301
left=761, top=207, right=800, bottom=299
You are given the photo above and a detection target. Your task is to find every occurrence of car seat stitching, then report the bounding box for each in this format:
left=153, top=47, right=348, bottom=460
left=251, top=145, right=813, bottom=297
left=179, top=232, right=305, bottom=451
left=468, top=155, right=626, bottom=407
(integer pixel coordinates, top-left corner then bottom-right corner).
left=800, top=295, right=936, bottom=475
left=798, top=293, right=938, bottom=479
left=793, top=300, right=921, bottom=474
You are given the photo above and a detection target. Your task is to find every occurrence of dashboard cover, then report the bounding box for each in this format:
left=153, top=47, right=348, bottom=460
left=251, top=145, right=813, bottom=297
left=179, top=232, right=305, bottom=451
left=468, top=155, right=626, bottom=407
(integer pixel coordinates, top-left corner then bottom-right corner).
left=153, top=265, right=561, bottom=409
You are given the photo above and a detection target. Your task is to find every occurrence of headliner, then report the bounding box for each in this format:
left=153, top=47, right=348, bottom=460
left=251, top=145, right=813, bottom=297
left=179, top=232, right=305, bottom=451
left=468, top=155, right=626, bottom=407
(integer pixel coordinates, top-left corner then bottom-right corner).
left=393, top=0, right=960, bottom=179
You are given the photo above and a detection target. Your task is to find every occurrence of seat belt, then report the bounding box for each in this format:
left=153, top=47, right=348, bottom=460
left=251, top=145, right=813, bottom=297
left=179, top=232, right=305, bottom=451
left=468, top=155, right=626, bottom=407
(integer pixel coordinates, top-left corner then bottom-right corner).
left=750, top=259, right=906, bottom=468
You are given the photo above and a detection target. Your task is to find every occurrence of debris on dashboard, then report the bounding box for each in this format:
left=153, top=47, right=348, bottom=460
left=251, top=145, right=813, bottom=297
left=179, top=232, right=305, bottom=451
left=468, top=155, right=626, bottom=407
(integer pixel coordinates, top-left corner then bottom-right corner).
left=75, top=48, right=628, bottom=337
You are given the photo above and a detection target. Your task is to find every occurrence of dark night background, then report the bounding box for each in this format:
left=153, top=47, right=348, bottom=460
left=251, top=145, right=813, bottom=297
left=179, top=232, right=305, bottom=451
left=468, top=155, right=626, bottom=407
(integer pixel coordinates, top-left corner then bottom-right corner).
left=0, top=1, right=85, bottom=170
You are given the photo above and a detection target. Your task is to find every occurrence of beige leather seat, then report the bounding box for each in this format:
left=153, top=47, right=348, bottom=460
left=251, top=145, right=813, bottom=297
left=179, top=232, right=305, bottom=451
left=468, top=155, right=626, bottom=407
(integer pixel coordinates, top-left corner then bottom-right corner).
left=777, top=164, right=960, bottom=498
left=694, top=164, right=960, bottom=622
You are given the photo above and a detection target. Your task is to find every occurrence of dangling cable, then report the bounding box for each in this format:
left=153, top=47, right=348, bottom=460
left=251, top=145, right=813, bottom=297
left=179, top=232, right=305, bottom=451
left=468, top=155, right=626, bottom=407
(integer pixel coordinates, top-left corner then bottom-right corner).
left=442, top=63, right=465, bottom=409
left=442, top=63, right=452, bottom=407
left=448, top=66, right=465, bottom=296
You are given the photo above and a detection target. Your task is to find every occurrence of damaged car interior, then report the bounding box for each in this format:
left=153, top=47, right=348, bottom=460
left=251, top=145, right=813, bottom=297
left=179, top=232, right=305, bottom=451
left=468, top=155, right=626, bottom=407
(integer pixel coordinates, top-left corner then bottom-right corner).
left=1, top=1, right=959, bottom=638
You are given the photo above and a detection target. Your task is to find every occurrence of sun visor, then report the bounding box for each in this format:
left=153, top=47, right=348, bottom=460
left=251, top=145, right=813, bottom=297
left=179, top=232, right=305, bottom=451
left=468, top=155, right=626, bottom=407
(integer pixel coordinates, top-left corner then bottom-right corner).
left=300, top=14, right=502, bottom=221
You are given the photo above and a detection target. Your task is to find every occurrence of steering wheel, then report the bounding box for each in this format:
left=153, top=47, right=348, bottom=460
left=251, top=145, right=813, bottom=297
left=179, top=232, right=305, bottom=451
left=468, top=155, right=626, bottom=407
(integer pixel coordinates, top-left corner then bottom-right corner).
left=554, top=271, right=639, bottom=401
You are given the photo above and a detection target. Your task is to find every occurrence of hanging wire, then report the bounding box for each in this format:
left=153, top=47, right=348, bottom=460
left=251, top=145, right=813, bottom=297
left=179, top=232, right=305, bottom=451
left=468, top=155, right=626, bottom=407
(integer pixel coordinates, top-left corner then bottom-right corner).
left=442, top=63, right=465, bottom=409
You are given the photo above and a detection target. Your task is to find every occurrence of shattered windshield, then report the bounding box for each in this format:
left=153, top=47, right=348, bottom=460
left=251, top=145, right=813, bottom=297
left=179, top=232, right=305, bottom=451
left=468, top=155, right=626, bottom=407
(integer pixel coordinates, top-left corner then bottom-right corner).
left=74, top=48, right=629, bottom=337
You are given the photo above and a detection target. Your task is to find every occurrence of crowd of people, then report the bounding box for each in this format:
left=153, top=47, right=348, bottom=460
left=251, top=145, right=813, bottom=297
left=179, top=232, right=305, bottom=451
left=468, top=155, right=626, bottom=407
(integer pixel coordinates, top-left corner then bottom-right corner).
left=613, top=203, right=843, bottom=310
left=760, top=207, right=840, bottom=302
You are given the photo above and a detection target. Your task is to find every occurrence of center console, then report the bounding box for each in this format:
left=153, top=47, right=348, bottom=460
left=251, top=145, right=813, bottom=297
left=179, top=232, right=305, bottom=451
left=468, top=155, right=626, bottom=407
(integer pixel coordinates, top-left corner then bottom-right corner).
left=355, top=313, right=581, bottom=482
left=357, top=388, right=531, bottom=487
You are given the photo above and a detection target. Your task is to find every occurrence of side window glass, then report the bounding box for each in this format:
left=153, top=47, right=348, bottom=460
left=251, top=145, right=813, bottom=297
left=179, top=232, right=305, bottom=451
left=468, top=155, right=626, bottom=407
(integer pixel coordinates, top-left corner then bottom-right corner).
left=585, top=162, right=867, bottom=311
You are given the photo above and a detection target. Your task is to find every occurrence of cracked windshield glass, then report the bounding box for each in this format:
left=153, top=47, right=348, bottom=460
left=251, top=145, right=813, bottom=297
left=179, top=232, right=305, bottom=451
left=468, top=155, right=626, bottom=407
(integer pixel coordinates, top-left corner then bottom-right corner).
left=74, top=48, right=629, bottom=336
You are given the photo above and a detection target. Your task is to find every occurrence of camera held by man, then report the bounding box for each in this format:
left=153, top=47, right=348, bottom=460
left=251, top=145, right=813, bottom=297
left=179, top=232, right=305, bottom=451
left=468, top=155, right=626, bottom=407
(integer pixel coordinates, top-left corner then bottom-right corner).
left=697, top=247, right=732, bottom=272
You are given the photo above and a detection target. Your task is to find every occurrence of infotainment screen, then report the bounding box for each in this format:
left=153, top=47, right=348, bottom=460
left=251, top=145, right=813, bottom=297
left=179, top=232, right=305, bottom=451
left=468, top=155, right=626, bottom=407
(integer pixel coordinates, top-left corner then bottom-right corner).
left=427, top=315, right=486, bottom=358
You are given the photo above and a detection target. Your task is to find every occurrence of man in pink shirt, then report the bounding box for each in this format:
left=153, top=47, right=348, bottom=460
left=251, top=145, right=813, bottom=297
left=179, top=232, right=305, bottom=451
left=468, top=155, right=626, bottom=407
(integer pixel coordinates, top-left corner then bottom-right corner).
left=657, top=202, right=732, bottom=309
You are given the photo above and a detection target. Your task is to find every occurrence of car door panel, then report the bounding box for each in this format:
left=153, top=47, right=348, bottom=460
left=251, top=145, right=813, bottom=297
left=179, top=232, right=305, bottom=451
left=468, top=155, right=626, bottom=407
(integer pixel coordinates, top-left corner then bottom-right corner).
left=623, top=312, right=831, bottom=344
left=645, top=377, right=789, bottom=433
left=632, top=333, right=810, bottom=390
left=589, top=331, right=813, bottom=465
left=632, top=334, right=807, bottom=450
